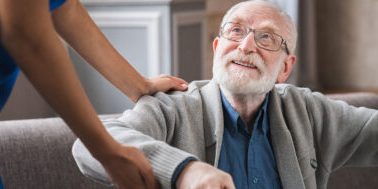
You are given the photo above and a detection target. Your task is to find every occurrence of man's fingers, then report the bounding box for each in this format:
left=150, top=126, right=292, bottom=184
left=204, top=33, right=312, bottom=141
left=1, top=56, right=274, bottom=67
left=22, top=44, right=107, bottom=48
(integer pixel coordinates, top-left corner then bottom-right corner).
left=223, top=182, right=236, bottom=189
left=223, top=174, right=236, bottom=189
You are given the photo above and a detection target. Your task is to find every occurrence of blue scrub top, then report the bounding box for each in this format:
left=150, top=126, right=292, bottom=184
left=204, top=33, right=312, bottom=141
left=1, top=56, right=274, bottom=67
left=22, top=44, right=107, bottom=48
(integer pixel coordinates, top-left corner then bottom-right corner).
left=0, top=0, right=66, bottom=110
left=49, top=0, right=67, bottom=11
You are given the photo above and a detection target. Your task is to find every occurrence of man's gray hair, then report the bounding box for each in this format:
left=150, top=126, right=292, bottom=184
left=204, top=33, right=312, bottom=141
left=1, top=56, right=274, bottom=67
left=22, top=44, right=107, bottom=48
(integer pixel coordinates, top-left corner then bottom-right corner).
left=220, top=0, right=297, bottom=53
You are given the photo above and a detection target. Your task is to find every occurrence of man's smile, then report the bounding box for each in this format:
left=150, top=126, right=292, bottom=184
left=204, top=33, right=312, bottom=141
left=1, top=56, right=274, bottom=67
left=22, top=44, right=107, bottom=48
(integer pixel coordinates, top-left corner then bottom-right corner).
left=231, top=60, right=257, bottom=69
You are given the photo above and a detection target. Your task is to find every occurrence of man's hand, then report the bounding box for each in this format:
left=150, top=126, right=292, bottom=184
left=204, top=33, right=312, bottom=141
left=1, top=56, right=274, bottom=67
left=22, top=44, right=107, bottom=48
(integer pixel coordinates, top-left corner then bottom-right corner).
left=98, top=146, right=160, bottom=189
left=176, top=161, right=236, bottom=189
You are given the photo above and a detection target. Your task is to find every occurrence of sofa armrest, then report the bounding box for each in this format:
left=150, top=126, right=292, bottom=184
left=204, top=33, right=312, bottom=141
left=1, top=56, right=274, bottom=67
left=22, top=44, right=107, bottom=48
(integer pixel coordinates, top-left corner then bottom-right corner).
left=0, top=117, right=112, bottom=189
left=326, top=92, right=378, bottom=109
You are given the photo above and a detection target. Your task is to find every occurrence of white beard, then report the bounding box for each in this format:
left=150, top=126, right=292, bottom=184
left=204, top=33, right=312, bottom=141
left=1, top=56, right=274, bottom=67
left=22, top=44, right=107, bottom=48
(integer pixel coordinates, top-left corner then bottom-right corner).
left=213, top=50, right=285, bottom=96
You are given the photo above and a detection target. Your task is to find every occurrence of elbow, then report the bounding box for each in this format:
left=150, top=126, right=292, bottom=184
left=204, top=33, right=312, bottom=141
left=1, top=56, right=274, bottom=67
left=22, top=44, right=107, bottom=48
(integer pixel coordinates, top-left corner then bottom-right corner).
left=1, top=20, right=30, bottom=43
left=72, top=139, right=113, bottom=186
left=1, top=27, right=36, bottom=55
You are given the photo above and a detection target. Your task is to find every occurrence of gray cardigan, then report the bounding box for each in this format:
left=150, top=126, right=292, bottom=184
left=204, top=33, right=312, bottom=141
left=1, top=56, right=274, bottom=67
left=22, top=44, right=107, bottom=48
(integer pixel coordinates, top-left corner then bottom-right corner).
left=72, top=80, right=378, bottom=189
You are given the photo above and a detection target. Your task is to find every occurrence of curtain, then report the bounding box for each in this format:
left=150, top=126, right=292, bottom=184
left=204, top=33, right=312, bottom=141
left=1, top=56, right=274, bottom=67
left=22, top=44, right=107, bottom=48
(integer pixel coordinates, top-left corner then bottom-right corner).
left=297, top=0, right=318, bottom=89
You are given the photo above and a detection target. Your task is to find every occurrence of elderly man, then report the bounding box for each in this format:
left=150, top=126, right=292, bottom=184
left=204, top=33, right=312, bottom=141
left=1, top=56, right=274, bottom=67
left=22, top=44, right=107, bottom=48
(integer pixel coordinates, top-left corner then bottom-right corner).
left=72, top=1, right=378, bottom=189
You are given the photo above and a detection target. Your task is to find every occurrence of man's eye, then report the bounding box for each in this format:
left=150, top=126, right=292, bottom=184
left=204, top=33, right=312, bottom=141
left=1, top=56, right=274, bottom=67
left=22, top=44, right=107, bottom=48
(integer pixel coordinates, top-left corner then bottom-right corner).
left=228, top=27, right=246, bottom=38
left=230, top=27, right=243, bottom=33
left=260, top=33, right=273, bottom=39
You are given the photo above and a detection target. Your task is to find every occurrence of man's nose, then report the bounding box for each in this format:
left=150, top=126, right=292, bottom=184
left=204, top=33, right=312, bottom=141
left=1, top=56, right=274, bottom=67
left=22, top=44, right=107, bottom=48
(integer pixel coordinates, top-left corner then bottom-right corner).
left=237, top=32, right=258, bottom=54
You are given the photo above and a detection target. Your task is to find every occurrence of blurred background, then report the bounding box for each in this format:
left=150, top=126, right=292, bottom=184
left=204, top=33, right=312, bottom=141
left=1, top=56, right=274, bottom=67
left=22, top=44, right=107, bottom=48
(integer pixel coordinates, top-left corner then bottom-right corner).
left=1, top=0, right=378, bottom=120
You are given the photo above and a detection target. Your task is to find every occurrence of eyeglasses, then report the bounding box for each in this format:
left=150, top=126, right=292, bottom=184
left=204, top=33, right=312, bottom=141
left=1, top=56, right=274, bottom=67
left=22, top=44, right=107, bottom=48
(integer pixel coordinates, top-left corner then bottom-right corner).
left=220, top=22, right=290, bottom=55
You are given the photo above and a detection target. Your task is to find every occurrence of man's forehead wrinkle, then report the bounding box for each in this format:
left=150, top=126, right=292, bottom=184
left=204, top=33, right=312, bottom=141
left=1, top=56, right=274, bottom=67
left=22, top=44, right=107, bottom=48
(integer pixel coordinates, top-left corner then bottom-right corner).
left=255, top=21, right=279, bottom=32
left=221, top=1, right=280, bottom=27
left=227, top=11, right=280, bottom=33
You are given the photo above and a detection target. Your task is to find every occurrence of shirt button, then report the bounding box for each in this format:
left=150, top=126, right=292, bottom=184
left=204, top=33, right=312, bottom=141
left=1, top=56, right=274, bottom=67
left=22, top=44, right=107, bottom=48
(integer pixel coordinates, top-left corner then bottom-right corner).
left=252, top=177, right=259, bottom=184
left=310, top=159, right=318, bottom=169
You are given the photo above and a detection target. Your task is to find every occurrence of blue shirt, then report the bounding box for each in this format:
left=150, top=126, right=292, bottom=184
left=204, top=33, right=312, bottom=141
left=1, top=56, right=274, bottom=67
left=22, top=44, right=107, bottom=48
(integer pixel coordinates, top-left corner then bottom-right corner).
left=0, top=0, right=66, bottom=110
left=0, top=176, right=3, bottom=189
left=218, top=92, right=282, bottom=189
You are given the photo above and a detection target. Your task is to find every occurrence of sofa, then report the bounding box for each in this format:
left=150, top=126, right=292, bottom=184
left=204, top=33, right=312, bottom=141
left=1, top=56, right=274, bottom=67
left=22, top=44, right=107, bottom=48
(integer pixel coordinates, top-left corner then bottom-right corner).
left=0, top=93, right=378, bottom=189
left=0, top=116, right=113, bottom=189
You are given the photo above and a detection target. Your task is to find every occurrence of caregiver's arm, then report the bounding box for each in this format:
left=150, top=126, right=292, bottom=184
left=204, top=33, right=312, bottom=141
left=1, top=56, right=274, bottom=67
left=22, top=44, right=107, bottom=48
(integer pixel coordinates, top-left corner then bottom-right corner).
left=52, top=0, right=187, bottom=102
left=0, top=0, right=158, bottom=188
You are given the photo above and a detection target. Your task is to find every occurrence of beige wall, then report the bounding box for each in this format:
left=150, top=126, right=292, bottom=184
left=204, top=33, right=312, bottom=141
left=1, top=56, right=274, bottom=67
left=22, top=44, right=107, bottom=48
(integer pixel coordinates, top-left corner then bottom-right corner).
left=207, top=0, right=242, bottom=15
left=317, top=0, right=378, bottom=92
left=0, top=74, right=55, bottom=120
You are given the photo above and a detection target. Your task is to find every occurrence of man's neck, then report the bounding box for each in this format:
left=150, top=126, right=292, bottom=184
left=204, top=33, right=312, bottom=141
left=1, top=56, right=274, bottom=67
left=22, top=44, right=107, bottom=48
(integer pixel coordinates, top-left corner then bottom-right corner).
left=221, top=88, right=267, bottom=126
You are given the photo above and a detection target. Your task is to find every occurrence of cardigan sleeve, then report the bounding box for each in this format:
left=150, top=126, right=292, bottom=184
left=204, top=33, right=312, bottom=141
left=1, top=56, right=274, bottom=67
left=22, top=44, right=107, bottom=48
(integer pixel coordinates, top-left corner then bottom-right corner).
left=306, top=91, right=378, bottom=172
left=72, top=93, right=200, bottom=189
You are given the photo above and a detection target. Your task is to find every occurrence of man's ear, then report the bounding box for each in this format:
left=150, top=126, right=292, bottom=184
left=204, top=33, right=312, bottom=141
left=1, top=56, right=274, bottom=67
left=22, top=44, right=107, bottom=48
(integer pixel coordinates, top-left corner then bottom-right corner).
left=277, top=54, right=297, bottom=83
left=213, top=37, right=219, bottom=53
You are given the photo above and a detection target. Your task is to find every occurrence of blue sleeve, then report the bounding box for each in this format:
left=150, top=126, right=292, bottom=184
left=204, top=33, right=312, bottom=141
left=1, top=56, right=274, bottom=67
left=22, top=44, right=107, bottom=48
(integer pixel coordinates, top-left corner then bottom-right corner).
left=49, top=0, right=67, bottom=11
left=0, top=44, right=20, bottom=110
left=171, top=157, right=197, bottom=189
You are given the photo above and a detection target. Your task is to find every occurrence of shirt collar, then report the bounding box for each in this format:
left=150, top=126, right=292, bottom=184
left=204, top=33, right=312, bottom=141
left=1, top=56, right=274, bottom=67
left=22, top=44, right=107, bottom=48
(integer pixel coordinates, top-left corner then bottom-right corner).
left=221, top=92, right=270, bottom=135
left=221, top=93, right=240, bottom=129
left=258, top=93, right=270, bottom=134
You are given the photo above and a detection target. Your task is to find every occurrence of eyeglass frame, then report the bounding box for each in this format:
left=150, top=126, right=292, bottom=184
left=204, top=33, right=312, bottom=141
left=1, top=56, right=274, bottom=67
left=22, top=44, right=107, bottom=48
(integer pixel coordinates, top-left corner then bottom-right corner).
left=219, top=22, right=290, bottom=55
